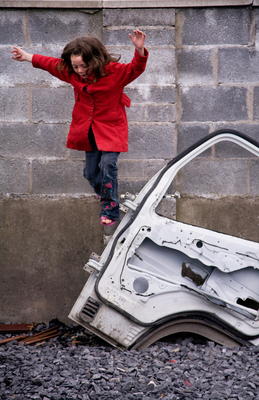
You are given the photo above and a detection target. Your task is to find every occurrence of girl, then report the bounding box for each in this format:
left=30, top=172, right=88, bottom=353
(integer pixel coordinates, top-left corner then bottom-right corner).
left=11, top=30, right=148, bottom=226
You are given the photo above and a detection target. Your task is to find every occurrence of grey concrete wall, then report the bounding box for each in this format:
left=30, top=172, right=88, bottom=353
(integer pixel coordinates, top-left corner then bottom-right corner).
left=175, top=7, right=259, bottom=242
left=0, top=5, right=259, bottom=322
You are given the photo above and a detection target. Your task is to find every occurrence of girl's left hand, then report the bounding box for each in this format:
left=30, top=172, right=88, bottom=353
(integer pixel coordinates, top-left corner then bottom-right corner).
left=129, top=30, right=146, bottom=56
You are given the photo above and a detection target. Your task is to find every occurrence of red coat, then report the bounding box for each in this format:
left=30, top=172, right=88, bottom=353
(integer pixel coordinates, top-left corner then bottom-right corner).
left=32, top=49, right=148, bottom=152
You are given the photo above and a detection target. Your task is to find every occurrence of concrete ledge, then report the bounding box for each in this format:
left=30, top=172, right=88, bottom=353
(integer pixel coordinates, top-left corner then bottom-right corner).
left=0, top=0, right=253, bottom=8
left=0, top=195, right=104, bottom=323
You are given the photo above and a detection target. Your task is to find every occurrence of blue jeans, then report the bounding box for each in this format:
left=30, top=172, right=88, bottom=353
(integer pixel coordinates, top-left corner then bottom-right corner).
left=83, top=127, right=120, bottom=221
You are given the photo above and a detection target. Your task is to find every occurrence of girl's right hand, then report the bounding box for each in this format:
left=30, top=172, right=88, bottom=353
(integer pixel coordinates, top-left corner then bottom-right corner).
left=11, top=46, right=33, bottom=62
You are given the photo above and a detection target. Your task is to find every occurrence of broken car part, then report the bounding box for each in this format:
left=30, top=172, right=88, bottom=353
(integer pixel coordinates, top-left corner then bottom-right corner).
left=69, top=129, right=259, bottom=350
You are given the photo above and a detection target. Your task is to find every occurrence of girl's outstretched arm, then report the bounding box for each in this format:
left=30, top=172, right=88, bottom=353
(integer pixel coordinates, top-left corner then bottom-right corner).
left=129, top=30, right=146, bottom=56
left=11, top=46, right=33, bottom=63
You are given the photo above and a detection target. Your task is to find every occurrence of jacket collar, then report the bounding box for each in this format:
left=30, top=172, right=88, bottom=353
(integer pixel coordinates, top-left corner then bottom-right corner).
left=79, top=72, right=95, bottom=84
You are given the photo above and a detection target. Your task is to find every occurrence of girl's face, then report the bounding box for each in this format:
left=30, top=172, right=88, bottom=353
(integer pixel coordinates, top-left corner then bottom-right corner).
left=70, top=55, right=91, bottom=78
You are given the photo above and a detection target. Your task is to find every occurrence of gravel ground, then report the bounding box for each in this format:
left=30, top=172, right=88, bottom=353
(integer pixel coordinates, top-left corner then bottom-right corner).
left=1, top=323, right=259, bottom=400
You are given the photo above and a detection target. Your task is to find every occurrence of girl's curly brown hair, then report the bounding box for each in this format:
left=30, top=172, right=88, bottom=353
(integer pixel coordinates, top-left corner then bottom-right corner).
left=60, top=37, right=121, bottom=82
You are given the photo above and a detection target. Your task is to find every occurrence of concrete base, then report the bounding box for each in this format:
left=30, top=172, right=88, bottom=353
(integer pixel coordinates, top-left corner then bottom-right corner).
left=176, top=196, right=259, bottom=243
left=0, top=195, right=104, bottom=324
left=1, top=194, right=258, bottom=324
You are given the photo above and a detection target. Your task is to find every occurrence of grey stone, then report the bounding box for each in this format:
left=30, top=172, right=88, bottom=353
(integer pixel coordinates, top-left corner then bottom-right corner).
left=179, top=159, right=249, bottom=196
left=218, top=48, right=259, bottom=84
left=0, top=87, right=29, bottom=123
left=176, top=123, right=211, bottom=156
left=31, top=159, right=91, bottom=194
left=250, top=160, right=259, bottom=195
left=126, top=124, right=175, bottom=160
left=103, top=8, right=175, bottom=27
left=177, top=49, right=214, bottom=85
left=31, top=378, right=43, bottom=386
left=127, top=104, right=175, bottom=123
left=31, top=87, right=74, bottom=124
left=181, top=87, right=248, bottom=122
left=125, top=86, right=175, bottom=104
left=29, top=10, right=102, bottom=46
left=0, top=10, right=25, bottom=45
left=214, top=138, right=257, bottom=159
left=180, top=8, right=251, bottom=46
left=0, top=159, right=30, bottom=194
left=0, top=123, right=67, bottom=158
left=115, top=48, right=175, bottom=86
left=7, top=47, right=65, bottom=86
left=104, top=27, right=175, bottom=47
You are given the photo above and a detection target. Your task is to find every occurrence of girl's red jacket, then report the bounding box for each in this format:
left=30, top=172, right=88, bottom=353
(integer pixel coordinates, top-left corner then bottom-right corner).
left=32, top=48, right=148, bottom=152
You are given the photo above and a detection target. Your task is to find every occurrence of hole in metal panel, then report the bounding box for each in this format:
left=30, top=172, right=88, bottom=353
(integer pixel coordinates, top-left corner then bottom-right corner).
left=79, top=297, right=101, bottom=322
left=236, top=297, right=259, bottom=312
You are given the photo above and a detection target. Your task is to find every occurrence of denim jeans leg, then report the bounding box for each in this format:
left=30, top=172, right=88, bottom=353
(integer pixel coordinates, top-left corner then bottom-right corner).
left=83, top=149, right=102, bottom=196
left=83, top=126, right=102, bottom=196
left=99, top=151, right=120, bottom=220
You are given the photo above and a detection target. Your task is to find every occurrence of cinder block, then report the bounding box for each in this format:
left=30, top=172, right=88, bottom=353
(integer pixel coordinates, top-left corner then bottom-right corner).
left=253, top=87, right=259, bottom=121
left=32, top=159, right=91, bottom=194
left=0, top=11, right=25, bottom=45
left=214, top=139, right=257, bottom=159
left=233, top=124, right=259, bottom=142
left=179, top=159, right=249, bottom=196
left=125, top=124, right=175, bottom=160
left=29, top=10, right=103, bottom=46
left=218, top=48, right=259, bottom=83
left=0, top=123, right=68, bottom=158
left=147, top=104, right=175, bottom=123
left=254, top=10, right=259, bottom=47
left=250, top=160, right=259, bottom=195
left=6, top=47, right=69, bottom=87
left=118, top=159, right=166, bottom=179
left=125, top=86, right=175, bottom=104
left=177, top=123, right=211, bottom=156
left=231, top=123, right=259, bottom=145
left=119, top=178, right=175, bottom=198
left=32, top=87, right=74, bottom=123
left=119, top=178, right=152, bottom=195
left=145, top=49, right=175, bottom=86
left=0, top=160, right=30, bottom=194
left=4, top=50, right=35, bottom=87
left=104, top=27, right=174, bottom=47
left=180, top=8, right=251, bottom=46
left=177, top=49, right=214, bottom=85
left=107, top=48, right=174, bottom=86
left=0, top=87, right=29, bottom=122
left=126, top=104, right=146, bottom=122
left=127, top=104, right=175, bottom=123
left=103, top=8, right=175, bottom=27
left=181, top=87, right=248, bottom=122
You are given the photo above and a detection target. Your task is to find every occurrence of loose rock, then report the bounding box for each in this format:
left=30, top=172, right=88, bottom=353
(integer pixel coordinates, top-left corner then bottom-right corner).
left=0, top=325, right=259, bottom=399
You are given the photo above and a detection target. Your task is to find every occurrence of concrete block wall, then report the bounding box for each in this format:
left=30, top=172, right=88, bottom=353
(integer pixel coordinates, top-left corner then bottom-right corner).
left=0, top=4, right=259, bottom=322
left=104, top=8, right=176, bottom=193
left=175, top=7, right=259, bottom=241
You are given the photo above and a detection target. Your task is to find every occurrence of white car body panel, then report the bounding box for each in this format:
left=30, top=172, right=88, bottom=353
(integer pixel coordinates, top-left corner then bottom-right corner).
left=69, top=130, right=259, bottom=349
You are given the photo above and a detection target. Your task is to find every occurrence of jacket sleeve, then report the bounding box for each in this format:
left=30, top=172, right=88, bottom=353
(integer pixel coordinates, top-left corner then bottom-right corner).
left=32, top=54, right=71, bottom=84
left=113, top=48, right=148, bottom=87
